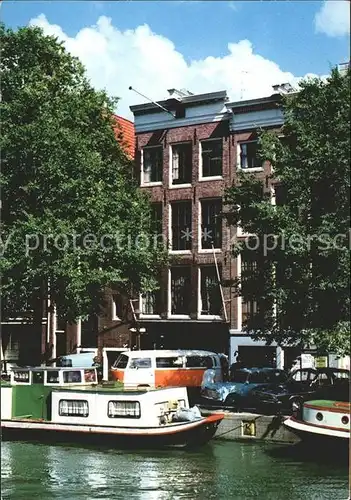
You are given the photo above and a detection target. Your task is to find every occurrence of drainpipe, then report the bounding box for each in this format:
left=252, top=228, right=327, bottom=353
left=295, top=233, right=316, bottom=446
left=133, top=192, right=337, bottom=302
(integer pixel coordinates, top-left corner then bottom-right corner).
left=212, top=243, right=228, bottom=322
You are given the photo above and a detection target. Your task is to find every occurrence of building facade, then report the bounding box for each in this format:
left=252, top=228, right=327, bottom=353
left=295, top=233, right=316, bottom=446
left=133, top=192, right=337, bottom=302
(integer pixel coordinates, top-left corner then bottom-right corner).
left=127, top=88, right=288, bottom=366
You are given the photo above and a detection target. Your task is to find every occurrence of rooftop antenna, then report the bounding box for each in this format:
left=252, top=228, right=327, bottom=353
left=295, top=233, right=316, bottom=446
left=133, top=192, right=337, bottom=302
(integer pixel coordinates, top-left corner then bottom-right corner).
left=129, top=86, right=175, bottom=118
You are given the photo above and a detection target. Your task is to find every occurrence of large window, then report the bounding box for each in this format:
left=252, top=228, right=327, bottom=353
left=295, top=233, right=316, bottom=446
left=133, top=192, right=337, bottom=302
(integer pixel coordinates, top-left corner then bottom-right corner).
left=170, top=267, right=191, bottom=315
left=142, top=146, right=163, bottom=183
left=141, top=290, right=161, bottom=316
left=108, top=401, right=141, bottom=419
left=241, top=255, right=258, bottom=325
left=171, top=143, right=192, bottom=185
left=63, top=370, right=82, bottom=383
left=171, top=201, right=192, bottom=251
left=59, top=399, right=89, bottom=417
left=200, top=199, right=222, bottom=249
left=239, top=141, right=261, bottom=170
left=129, top=358, right=152, bottom=369
left=200, top=266, right=222, bottom=316
left=201, top=139, right=222, bottom=177
left=150, top=202, right=163, bottom=236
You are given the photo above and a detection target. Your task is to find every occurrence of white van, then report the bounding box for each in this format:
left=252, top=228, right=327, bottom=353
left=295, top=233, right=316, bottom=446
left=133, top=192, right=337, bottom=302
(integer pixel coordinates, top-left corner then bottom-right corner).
left=110, top=350, right=224, bottom=389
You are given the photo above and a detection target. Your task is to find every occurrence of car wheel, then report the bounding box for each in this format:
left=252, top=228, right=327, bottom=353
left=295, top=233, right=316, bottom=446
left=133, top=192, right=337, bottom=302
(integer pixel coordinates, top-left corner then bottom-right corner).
left=224, top=394, right=241, bottom=412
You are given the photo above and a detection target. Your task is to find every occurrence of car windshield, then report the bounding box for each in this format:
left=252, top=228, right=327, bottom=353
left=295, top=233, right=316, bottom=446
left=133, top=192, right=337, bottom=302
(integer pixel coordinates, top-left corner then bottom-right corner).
left=230, top=370, right=249, bottom=383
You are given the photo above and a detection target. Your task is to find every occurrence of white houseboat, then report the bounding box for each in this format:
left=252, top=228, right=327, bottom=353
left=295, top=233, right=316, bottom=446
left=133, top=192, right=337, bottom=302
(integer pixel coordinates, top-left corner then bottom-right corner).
left=1, top=367, right=224, bottom=448
left=284, top=399, right=350, bottom=448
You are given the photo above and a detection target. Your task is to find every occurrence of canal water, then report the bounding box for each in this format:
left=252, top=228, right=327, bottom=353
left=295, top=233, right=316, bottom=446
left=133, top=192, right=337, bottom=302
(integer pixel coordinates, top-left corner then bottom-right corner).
left=1, top=440, right=349, bottom=500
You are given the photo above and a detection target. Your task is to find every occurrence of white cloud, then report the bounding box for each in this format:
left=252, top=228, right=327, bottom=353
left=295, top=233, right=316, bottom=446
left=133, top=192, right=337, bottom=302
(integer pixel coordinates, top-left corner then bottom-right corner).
left=314, top=1, right=350, bottom=37
left=30, top=14, right=318, bottom=119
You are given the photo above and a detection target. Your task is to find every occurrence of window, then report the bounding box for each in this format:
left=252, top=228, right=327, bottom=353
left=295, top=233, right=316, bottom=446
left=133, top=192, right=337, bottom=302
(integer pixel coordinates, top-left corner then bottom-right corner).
left=200, top=266, right=222, bottom=316
left=171, top=267, right=191, bottom=315
left=13, top=371, right=30, bottom=383
left=142, top=146, right=163, bottom=183
left=84, top=369, right=97, bottom=383
left=47, top=371, right=59, bottom=384
left=56, top=316, right=66, bottom=332
left=113, top=354, right=129, bottom=369
left=200, top=199, right=222, bottom=249
left=230, top=370, right=249, bottom=383
left=59, top=399, right=89, bottom=417
left=150, top=203, right=163, bottom=236
left=141, top=290, right=161, bottom=316
left=156, top=356, right=184, bottom=368
left=171, top=143, right=192, bottom=184
left=171, top=201, right=192, bottom=251
left=186, top=356, right=213, bottom=368
left=201, top=139, right=222, bottom=177
left=129, top=358, right=152, bottom=369
left=108, top=401, right=141, bottom=419
left=63, top=370, right=82, bottom=383
left=32, top=370, right=44, bottom=384
left=239, top=142, right=261, bottom=170
left=241, top=254, right=258, bottom=325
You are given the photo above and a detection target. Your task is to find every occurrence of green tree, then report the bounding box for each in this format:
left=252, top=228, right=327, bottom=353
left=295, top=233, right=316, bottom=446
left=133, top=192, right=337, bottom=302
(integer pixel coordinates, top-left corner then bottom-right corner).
left=0, top=25, right=165, bottom=360
left=225, top=67, right=350, bottom=356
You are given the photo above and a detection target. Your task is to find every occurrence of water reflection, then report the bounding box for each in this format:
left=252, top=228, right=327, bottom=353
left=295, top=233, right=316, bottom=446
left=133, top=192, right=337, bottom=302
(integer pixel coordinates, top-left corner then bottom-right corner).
left=1, top=441, right=348, bottom=500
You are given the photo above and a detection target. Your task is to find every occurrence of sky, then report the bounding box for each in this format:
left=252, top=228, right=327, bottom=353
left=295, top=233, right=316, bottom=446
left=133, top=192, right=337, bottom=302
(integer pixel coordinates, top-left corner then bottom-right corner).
left=2, top=1, right=350, bottom=118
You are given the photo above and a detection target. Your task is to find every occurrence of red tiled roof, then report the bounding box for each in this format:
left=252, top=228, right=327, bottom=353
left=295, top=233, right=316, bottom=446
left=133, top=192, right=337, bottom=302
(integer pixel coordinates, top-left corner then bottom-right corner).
left=113, top=115, right=135, bottom=159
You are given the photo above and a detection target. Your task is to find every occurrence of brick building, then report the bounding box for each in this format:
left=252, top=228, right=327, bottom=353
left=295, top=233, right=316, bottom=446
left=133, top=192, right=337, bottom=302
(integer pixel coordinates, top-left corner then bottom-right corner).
left=125, top=87, right=289, bottom=367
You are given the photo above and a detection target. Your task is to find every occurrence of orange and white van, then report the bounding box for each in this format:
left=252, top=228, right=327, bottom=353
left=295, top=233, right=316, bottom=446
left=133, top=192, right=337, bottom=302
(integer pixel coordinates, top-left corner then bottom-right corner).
left=110, top=350, right=224, bottom=389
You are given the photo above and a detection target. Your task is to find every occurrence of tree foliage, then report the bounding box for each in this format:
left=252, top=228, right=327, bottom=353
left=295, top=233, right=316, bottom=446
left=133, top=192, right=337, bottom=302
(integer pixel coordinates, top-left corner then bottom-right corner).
left=225, top=68, right=350, bottom=356
left=0, top=25, right=165, bottom=324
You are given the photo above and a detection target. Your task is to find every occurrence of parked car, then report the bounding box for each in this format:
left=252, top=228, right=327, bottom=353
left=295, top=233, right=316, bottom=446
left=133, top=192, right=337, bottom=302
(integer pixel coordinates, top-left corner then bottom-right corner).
left=200, top=367, right=288, bottom=410
left=249, top=367, right=350, bottom=415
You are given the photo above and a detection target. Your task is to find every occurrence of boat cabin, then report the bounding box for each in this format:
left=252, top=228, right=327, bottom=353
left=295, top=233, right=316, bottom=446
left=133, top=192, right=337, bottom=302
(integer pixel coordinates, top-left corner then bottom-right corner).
left=9, top=367, right=98, bottom=386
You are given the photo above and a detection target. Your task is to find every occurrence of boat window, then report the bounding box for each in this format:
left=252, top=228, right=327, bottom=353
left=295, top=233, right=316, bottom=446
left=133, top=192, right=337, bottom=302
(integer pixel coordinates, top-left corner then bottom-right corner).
left=63, top=370, right=82, bottom=383
left=47, top=371, right=59, bottom=384
left=84, top=369, right=97, bottom=383
left=107, top=401, right=141, bottom=419
left=59, top=400, right=89, bottom=417
left=229, top=370, right=249, bottom=383
left=129, top=358, right=152, bottom=369
left=113, top=354, right=129, bottom=369
left=156, top=357, right=183, bottom=368
left=13, top=371, right=30, bottom=383
left=185, top=356, right=213, bottom=368
left=32, top=370, right=44, bottom=384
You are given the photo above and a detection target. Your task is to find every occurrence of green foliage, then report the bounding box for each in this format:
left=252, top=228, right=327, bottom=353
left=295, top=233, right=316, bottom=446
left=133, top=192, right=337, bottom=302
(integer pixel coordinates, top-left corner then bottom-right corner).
left=225, top=67, right=350, bottom=355
left=0, top=24, right=166, bottom=322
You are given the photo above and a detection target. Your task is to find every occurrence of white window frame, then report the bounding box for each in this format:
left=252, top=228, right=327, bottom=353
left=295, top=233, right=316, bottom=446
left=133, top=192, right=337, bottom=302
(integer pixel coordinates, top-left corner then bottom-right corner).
left=169, top=202, right=192, bottom=255
left=139, top=292, right=161, bottom=319
left=237, top=140, right=263, bottom=172
left=197, top=267, right=222, bottom=320
left=199, top=138, right=223, bottom=181
left=141, top=145, right=163, bottom=187
left=169, top=142, right=192, bottom=189
left=168, top=268, right=191, bottom=319
left=198, top=199, right=222, bottom=253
